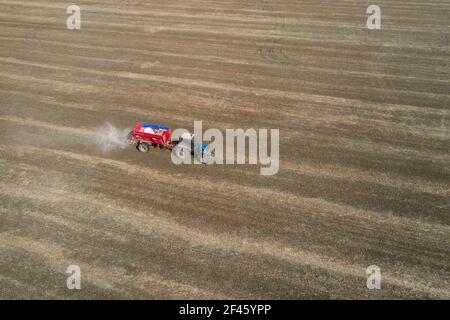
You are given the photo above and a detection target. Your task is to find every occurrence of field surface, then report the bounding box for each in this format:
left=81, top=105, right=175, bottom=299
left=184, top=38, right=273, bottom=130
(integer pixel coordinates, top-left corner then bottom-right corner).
left=0, top=0, right=449, bottom=299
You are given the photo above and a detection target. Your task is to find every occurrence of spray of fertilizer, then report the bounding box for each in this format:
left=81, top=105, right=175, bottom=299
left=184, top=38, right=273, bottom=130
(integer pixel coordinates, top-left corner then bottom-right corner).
left=95, top=123, right=131, bottom=153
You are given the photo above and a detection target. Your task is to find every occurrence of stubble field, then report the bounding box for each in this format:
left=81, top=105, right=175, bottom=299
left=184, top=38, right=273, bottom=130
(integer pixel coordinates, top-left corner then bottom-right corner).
left=0, top=0, right=449, bottom=299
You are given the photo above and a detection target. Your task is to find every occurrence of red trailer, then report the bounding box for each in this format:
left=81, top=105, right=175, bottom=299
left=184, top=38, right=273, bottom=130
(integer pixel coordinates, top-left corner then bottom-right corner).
left=128, top=122, right=209, bottom=163
left=128, top=122, right=174, bottom=152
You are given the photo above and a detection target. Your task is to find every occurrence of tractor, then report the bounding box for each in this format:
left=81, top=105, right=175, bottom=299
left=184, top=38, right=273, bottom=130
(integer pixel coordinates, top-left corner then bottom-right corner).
left=127, top=122, right=209, bottom=162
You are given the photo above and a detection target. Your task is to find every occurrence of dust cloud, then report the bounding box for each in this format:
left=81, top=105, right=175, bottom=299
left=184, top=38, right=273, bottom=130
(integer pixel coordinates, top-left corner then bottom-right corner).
left=94, top=123, right=131, bottom=153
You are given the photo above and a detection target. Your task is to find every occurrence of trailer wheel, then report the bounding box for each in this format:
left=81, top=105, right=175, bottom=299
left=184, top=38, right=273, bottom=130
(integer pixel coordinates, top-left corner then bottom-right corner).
left=137, top=142, right=150, bottom=153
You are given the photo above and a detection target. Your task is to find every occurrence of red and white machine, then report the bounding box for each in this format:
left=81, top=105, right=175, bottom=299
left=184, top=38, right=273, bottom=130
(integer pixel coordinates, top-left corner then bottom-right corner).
left=127, top=122, right=208, bottom=159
